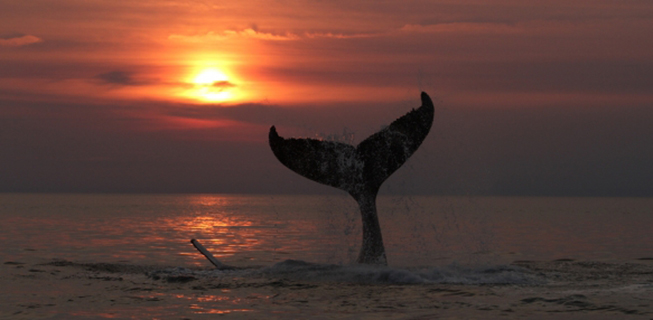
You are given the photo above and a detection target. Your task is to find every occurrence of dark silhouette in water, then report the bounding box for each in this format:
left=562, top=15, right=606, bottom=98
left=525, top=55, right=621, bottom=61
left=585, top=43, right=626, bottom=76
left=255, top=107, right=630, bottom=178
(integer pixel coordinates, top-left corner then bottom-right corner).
left=269, top=92, right=435, bottom=265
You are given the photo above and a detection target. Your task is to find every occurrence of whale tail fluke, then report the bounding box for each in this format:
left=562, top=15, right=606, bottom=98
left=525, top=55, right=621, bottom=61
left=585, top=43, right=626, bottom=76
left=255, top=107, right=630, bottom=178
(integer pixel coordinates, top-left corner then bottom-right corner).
left=269, top=92, right=434, bottom=197
left=268, top=92, right=435, bottom=265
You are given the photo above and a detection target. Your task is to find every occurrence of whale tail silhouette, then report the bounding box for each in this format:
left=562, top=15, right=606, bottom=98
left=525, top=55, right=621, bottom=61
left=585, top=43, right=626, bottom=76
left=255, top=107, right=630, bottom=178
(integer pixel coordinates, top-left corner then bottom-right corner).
left=269, top=92, right=435, bottom=265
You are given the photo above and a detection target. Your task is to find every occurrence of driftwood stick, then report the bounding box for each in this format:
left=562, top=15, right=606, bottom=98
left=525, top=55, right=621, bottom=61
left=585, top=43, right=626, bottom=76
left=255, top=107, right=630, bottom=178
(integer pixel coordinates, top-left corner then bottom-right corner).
left=190, top=239, right=233, bottom=270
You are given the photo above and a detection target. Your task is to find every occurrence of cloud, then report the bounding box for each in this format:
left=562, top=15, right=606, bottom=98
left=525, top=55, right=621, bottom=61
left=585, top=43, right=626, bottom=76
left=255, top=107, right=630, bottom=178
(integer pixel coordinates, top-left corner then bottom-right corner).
left=169, top=29, right=299, bottom=42
left=399, top=23, right=523, bottom=35
left=227, top=28, right=299, bottom=40
left=168, top=22, right=525, bottom=47
left=95, top=71, right=144, bottom=86
left=211, top=80, right=236, bottom=89
left=303, top=31, right=378, bottom=39
left=0, top=34, right=42, bottom=47
left=169, top=28, right=379, bottom=43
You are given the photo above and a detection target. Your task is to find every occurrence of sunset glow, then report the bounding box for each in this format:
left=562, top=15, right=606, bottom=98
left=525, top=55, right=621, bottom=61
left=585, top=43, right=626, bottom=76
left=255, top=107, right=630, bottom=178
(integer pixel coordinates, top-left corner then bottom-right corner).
left=188, top=68, right=234, bottom=102
left=1, top=1, right=653, bottom=195
left=193, top=69, right=229, bottom=85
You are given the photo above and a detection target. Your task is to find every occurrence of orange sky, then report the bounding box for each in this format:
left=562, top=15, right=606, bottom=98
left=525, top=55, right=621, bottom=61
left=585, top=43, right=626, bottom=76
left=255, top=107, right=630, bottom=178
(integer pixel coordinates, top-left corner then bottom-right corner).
left=2, top=1, right=651, bottom=106
left=1, top=0, right=653, bottom=194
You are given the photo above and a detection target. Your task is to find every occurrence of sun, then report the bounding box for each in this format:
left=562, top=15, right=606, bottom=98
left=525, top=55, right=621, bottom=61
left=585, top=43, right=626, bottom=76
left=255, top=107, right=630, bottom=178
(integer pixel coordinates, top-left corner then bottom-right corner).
left=189, top=68, right=234, bottom=102
left=194, top=69, right=228, bottom=85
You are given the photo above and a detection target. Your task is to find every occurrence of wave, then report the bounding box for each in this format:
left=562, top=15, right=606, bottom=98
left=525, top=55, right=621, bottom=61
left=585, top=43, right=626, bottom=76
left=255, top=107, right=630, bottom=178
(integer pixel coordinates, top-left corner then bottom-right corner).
left=147, top=259, right=542, bottom=285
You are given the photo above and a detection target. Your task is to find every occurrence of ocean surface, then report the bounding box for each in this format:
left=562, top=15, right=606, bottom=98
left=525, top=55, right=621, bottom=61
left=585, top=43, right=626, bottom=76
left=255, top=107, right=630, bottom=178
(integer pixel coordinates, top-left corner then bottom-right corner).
left=1, top=193, right=652, bottom=267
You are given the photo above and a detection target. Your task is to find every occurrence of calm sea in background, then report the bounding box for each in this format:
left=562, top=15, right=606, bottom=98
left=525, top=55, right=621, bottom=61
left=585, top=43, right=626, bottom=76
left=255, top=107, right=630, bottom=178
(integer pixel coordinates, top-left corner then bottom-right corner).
left=1, top=194, right=652, bottom=267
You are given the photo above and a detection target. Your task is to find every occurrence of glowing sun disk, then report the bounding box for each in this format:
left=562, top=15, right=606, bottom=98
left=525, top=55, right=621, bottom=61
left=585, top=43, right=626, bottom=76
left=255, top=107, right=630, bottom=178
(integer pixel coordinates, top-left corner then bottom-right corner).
left=188, top=68, right=234, bottom=102
left=193, top=69, right=229, bottom=85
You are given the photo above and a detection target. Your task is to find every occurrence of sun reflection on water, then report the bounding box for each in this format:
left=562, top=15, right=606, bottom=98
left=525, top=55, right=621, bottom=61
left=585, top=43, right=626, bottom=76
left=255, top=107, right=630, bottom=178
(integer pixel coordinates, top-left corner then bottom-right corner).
left=190, top=306, right=253, bottom=314
left=172, top=293, right=256, bottom=315
left=156, top=195, right=288, bottom=265
left=0, top=194, right=361, bottom=266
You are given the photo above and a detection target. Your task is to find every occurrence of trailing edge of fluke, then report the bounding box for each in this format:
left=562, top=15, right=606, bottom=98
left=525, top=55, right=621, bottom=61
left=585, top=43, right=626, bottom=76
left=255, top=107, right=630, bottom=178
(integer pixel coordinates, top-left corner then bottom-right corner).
left=269, top=92, right=435, bottom=265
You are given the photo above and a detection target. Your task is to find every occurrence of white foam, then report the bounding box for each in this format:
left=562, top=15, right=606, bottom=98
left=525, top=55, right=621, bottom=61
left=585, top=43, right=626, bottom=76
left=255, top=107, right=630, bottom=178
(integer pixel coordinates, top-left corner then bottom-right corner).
left=150, top=260, right=542, bottom=285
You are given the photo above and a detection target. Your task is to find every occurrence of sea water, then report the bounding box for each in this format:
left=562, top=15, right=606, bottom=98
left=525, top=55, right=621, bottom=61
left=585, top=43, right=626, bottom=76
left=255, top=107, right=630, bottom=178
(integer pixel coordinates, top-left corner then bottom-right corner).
left=1, top=193, right=652, bottom=267
left=2, top=194, right=653, bottom=319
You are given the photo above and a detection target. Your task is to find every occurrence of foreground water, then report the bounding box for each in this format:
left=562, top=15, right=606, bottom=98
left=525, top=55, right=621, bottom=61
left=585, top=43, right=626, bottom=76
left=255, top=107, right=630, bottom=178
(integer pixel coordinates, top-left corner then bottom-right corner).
left=1, top=194, right=652, bottom=319
left=1, top=194, right=652, bottom=267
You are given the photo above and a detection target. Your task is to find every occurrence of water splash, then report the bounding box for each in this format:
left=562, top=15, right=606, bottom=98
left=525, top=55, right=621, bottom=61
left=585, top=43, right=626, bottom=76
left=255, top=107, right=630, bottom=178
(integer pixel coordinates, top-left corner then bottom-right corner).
left=148, top=259, right=542, bottom=286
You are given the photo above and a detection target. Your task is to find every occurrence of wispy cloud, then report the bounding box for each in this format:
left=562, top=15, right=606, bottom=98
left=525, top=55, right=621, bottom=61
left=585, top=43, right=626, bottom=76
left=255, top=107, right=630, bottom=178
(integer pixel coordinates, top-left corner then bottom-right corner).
left=303, top=31, right=378, bottom=39
left=211, top=80, right=236, bottom=89
left=0, top=34, right=42, bottom=47
left=169, top=28, right=380, bottom=43
left=94, top=70, right=155, bottom=86
left=174, top=23, right=523, bottom=45
left=95, top=71, right=137, bottom=85
left=400, top=23, right=523, bottom=35
left=169, top=29, right=299, bottom=42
